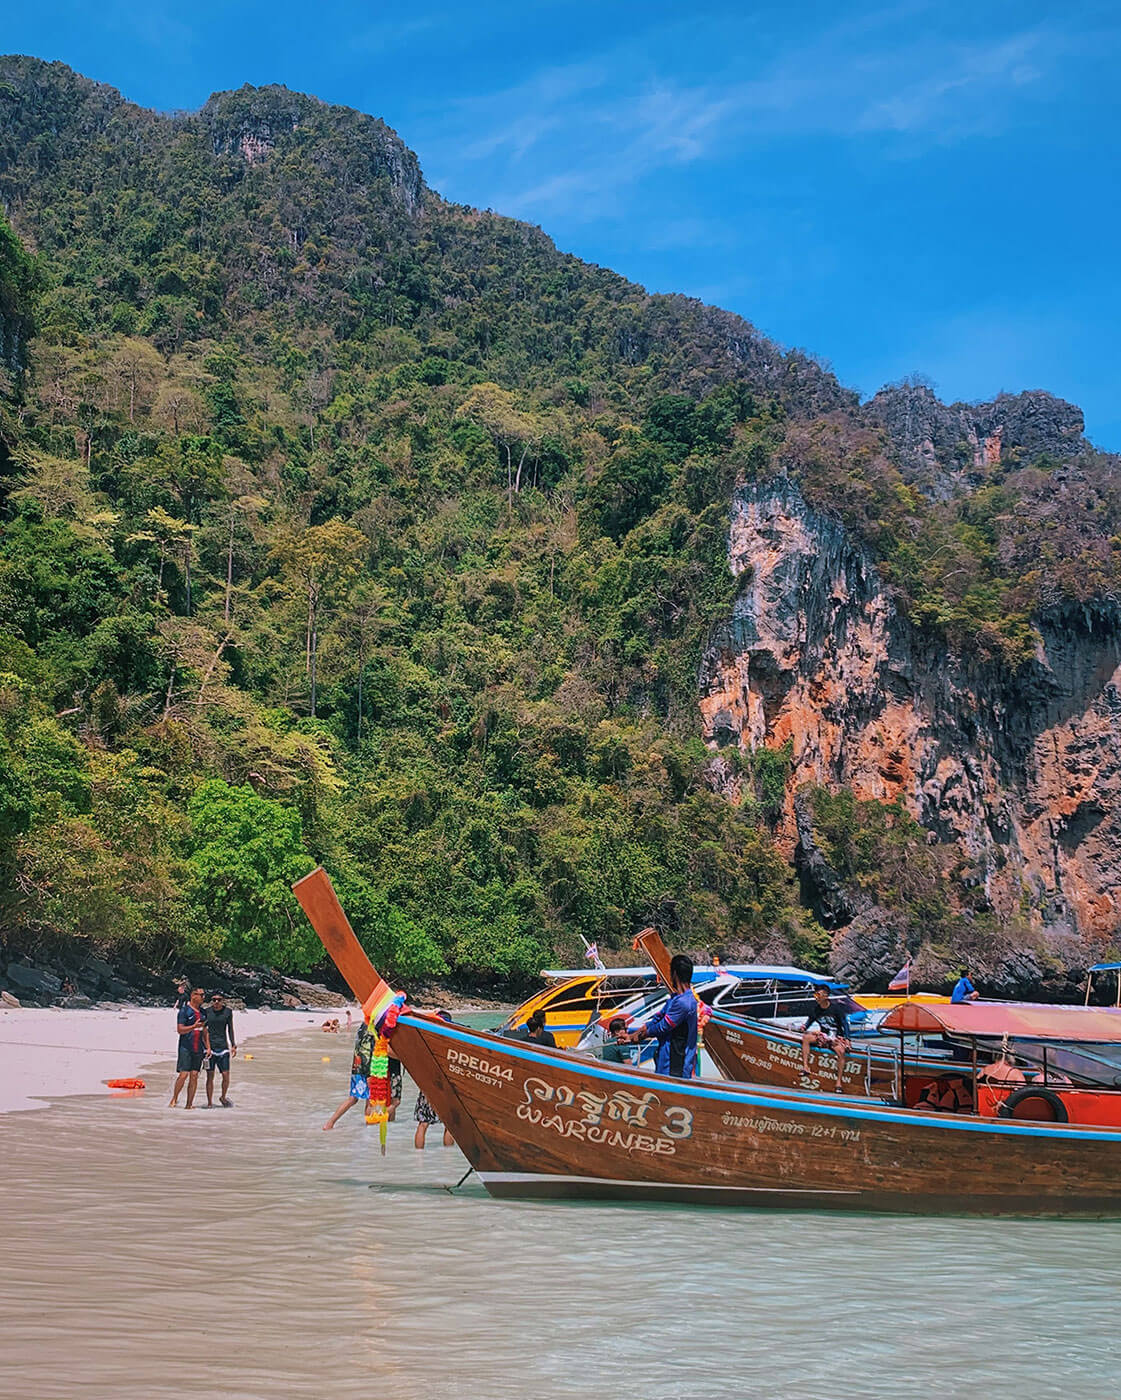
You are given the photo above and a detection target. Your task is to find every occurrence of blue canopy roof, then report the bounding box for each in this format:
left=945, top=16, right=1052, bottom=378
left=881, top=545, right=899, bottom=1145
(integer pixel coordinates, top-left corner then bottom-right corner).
left=1089, top=963, right=1121, bottom=973
left=541, top=963, right=843, bottom=986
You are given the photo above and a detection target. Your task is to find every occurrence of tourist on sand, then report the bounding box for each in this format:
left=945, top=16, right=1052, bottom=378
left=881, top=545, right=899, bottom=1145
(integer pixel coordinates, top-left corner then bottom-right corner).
left=506, top=1009, right=557, bottom=1047
left=799, top=985, right=852, bottom=1092
left=204, top=991, right=237, bottom=1108
left=628, top=954, right=698, bottom=1078
left=600, top=1015, right=633, bottom=1064
left=951, top=972, right=980, bottom=1003
left=414, top=1012, right=454, bottom=1149
left=170, top=987, right=209, bottom=1109
left=323, top=1021, right=375, bottom=1129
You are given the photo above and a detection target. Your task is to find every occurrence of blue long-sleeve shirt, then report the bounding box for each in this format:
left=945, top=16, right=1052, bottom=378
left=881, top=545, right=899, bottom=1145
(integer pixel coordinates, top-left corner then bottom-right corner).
left=951, top=976, right=976, bottom=1004
left=639, top=989, right=698, bottom=1078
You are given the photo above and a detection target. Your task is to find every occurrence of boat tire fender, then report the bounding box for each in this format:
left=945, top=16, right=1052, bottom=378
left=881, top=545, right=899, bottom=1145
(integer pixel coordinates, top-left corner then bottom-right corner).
left=997, top=1086, right=1069, bottom=1123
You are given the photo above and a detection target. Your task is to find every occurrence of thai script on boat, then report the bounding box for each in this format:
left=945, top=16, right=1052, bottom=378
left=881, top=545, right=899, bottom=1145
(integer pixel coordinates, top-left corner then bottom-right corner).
left=517, top=1077, right=694, bottom=1154
left=735, top=1047, right=834, bottom=1090
left=445, top=1048, right=514, bottom=1088
left=721, top=1111, right=860, bottom=1142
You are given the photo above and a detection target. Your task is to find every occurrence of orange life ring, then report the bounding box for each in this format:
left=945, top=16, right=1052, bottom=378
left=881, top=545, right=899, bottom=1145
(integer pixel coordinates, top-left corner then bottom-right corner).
left=106, top=1078, right=146, bottom=1090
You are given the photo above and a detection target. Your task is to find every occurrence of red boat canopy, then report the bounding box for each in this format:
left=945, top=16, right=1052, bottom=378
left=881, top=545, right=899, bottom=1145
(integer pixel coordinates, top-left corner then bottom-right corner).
left=880, top=1001, right=1121, bottom=1042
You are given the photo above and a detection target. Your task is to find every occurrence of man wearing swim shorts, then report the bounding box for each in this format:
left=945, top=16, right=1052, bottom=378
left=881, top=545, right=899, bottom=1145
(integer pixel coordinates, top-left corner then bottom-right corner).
left=799, top=985, right=852, bottom=1092
left=204, top=991, right=237, bottom=1107
left=323, top=1023, right=375, bottom=1129
left=170, top=987, right=209, bottom=1108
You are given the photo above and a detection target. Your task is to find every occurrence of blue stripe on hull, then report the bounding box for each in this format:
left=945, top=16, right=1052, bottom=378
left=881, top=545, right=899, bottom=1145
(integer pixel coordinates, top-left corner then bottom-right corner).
left=403, top=1014, right=1121, bottom=1144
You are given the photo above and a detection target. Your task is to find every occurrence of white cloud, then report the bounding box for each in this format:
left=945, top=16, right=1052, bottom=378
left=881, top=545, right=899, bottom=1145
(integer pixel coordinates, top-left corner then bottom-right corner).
left=414, top=4, right=1120, bottom=224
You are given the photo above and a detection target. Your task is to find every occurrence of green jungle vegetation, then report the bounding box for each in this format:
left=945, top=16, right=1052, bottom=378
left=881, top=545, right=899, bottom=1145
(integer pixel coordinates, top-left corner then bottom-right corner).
left=0, top=58, right=1117, bottom=987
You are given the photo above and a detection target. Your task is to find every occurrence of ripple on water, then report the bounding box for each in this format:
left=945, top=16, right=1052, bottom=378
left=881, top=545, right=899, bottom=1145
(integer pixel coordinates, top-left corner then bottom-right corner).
left=2, top=1019, right=1120, bottom=1400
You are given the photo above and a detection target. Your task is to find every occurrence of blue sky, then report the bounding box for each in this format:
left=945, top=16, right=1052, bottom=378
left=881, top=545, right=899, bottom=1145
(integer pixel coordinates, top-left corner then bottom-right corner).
left=8, top=1, right=1121, bottom=446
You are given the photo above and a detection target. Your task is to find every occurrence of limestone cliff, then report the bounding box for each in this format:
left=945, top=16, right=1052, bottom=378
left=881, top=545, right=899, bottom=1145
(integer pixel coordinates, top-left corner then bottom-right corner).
left=699, top=475, right=1121, bottom=986
left=867, top=382, right=1087, bottom=500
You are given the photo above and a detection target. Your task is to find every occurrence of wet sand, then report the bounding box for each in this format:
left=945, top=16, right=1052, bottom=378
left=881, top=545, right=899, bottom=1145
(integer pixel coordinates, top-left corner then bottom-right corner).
left=0, top=1004, right=356, bottom=1111
left=3, top=1016, right=1121, bottom=1399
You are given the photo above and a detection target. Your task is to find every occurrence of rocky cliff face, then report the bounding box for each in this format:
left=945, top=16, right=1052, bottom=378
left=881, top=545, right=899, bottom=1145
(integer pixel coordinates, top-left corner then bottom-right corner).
left=199, top=86, right=425, bottom=214
left=867, top=383, right=1087, bottom=500
left=699, top=475, right=1121, bottom=985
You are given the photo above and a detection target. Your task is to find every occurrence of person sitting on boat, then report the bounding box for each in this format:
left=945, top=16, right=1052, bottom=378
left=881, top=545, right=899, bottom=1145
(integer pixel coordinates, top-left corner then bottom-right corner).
left=507, top=1009, right=557, bottom=1048
left=600, top=1016, right=633, bottom=1064
left=978, top=1049, right=1025, bottom=1085
left=799, top=986, right=852, bottom=1092
left=627, top=954, right=698, bottom=1078
left=951, top=972, right=980, bottom=1003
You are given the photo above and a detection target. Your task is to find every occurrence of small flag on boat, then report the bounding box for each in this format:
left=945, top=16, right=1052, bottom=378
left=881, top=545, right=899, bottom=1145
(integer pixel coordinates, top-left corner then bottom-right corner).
left=583, top=940, right=606, bottom=971
left=888, top=960, right=911, bottom=993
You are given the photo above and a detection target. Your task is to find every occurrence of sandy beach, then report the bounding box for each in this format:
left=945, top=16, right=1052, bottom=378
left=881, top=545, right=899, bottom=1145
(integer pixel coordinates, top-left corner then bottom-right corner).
left=0, top=1003, right=359, bottom=1113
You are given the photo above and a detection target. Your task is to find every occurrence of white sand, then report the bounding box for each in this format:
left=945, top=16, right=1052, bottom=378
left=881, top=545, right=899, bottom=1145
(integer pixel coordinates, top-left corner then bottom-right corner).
left=0, top=1004, right=359, bottom=1112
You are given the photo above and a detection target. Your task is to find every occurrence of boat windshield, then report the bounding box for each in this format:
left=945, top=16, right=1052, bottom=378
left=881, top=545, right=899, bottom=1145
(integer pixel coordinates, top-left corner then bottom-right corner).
left=574, top=988, right=667, bottom=1053
left=946, top=1036, right=1121, bottom=1089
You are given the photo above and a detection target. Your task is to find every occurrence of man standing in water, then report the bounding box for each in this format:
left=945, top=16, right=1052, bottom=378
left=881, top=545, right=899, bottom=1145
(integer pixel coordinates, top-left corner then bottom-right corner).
left=170, top=987, right=209, bottom=1108
left=323, top=1020, right=375, bottom=1129
left=204, top=991, right=237, bottom=1108
left=629, top=954, right=698, bottom=1078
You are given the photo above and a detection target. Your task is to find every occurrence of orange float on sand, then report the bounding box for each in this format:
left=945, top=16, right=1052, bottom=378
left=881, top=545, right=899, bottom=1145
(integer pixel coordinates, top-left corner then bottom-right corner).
left=105, top=1078, right=145, bottom=1090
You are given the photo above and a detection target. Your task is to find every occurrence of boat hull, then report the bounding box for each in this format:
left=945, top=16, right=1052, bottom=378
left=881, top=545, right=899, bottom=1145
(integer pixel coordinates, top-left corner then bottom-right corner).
left=395, top=1013, right=1121, bottom=1217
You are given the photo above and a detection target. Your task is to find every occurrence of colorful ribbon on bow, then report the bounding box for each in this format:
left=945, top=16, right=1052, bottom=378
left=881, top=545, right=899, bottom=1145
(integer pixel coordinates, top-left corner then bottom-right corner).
left=363, top=992, right=405, bottom=1152
left=365, top=1032, right=391, bottom=1152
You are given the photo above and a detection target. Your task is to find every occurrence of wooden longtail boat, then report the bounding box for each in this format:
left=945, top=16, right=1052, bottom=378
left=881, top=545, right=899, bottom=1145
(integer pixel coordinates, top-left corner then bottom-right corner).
left=631, top=928, right=947, bottom=1096
left=294, top=868, right=1121, bottom=1216
left=502, top=962, right=844, bottom=1048
left=881, top=1001, right=1121, bottom=1127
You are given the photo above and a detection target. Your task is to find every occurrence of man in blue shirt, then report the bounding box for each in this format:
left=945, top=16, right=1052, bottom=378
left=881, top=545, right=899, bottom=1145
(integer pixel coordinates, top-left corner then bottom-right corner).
left=170, top=987, right=209, bottom=1109
left=951, top=973, right=980, bottom=1004
left=629, top=954, right=698, bottom=1078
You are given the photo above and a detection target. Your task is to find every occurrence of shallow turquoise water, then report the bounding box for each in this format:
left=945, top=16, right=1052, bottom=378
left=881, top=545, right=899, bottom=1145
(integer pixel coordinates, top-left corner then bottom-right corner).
left=2, top=1016, right=1119, bottom=1399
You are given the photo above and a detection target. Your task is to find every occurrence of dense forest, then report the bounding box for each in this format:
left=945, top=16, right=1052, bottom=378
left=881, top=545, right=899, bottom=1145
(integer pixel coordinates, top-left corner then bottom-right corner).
left=1, top=57, right=1118, bottom=991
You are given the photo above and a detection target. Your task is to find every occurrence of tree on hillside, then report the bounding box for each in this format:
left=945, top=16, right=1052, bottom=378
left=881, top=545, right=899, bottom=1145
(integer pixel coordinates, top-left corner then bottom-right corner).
left=129, top=506, right=196, bottom=609
left=456, top=382, right=545, bottom=505
left=270, top=519, right=368, bottom=716
left=187, top=779, right=316, bottom=969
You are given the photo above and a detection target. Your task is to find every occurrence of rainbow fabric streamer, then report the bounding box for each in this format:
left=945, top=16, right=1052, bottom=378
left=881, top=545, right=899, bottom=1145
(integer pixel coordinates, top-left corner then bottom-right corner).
left=362, top=983, right=405, bottom=1034
left=365, top=1032, right=392, bottom=1153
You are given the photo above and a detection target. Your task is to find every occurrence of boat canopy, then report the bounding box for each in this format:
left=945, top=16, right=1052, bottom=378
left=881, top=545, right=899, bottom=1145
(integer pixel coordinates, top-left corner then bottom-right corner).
left=880, top=1001, right=1121, bottom=1042
left=541, top=967, right=656, bottom=981
left=541, top=964, right=840, bottom=984
left=1089, top=963, right=1121, bottom=973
